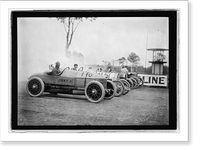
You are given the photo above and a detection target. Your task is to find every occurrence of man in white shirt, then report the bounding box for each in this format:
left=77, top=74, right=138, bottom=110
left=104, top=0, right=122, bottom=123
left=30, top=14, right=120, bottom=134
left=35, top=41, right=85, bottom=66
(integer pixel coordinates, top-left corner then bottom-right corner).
left=121, top=65, right=129, bottom=75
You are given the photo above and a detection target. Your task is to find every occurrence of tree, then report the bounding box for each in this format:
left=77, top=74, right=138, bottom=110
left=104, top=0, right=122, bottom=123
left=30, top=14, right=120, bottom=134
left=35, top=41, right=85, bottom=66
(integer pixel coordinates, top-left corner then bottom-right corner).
left=57, top=17, right=96, bottom=56
left=118, top=57, right=127, bottom=66
left=127, top=52, right=140, bottom=72
left=127, top=52, right=140, bottom=64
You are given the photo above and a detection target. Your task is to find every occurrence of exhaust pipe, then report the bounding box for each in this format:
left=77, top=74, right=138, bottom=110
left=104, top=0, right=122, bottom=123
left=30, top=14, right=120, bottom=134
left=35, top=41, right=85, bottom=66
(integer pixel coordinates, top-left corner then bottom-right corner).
left=46, top=88, right=85, bottom=95
left=72, top=90, right=85, bottom=95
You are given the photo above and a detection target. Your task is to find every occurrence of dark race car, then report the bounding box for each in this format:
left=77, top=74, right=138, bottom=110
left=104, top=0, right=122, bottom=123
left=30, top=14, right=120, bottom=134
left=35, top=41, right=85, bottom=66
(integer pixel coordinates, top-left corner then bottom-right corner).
left=26, top=67, right=116, bottom=103
left=96, top=71, right=131, bottom=96
left=127, top=72, right=144, bottom=87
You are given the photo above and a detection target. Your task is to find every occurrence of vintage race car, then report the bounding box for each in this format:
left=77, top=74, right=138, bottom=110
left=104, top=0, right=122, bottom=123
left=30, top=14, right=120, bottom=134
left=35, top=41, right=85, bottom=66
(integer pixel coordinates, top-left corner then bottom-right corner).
left=127, top=72, right=144, bottom=87
left=96, top=71, right=131, bottom=96
left=26, top=67, right=116, bottom=103
left=115, top=72, right=143, bottom=89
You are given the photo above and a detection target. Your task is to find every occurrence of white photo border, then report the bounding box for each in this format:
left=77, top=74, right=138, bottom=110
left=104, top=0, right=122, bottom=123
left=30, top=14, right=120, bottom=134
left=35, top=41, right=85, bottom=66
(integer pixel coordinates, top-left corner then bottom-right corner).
left=0, top=1, right=188, bottom=141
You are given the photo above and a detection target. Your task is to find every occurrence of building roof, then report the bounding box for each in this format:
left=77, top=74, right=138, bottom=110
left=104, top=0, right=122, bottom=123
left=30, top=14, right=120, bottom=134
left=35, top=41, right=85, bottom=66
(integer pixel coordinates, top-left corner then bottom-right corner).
left=149, top=61, right=167, bottom=64
left=147, top=48, right=169, bottom=51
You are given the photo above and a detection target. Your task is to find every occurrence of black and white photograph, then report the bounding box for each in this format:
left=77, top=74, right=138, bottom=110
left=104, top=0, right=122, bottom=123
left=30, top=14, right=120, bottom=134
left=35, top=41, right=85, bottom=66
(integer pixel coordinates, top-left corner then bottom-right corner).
left=0, top=0, right=191, bottom=145
left=11, top=10, right=177, bottom=131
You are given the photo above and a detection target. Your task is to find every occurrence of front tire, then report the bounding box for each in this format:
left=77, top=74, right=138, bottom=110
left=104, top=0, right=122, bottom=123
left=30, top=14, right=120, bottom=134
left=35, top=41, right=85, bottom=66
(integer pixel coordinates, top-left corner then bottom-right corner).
left=130, top=76, right=140, bottom=88
left=139, top=77, right=144, bottom=86
left=113, top=80, right=124, bottom=97
left=85, top=81, right=105, bottom=103
left=120, top=79, right=130, bottom=95
left=27, top=77, right=45, bottom=97
left=127, top=78, right=134, bottom=90
left=104, top=80, right=116, bottom=100
left=130, top=78, right=138, bottom=89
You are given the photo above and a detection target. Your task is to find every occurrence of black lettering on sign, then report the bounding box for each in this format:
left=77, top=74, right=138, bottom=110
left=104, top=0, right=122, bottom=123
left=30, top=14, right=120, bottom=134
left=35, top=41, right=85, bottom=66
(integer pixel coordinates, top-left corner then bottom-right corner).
left=143, top=76, right=148, bottom=83
left=148, top=76, right=151, bottom=83
left=152, top=77, right=158, bottom=84
left=159, top=77, right=165, bottom=84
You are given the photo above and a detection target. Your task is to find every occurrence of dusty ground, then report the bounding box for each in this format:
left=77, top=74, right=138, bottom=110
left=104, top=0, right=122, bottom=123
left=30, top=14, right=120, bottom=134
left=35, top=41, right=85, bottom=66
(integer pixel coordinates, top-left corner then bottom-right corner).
left=18, top=81, right=169, bottom=126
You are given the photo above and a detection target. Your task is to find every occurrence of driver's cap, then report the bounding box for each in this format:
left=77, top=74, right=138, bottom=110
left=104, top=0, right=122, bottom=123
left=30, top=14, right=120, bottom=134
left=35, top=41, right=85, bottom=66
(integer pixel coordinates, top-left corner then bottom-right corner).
left=56, top=61, right=60, bottom=66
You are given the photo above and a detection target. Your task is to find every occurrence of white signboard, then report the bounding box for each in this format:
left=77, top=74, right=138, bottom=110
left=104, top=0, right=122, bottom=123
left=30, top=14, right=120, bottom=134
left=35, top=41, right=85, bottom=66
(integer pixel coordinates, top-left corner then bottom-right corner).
left=138, top=74, right=168, bottom=87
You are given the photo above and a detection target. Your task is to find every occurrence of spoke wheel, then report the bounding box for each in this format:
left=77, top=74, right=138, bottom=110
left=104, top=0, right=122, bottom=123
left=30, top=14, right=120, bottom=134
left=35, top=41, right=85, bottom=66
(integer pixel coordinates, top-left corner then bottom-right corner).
left=120, top=79, right=130, bottom=95
left=113, top=80, right=124, bottom=97
left=130, top=78, right=138, bottom=89
left=85, top=81, right=105, bottom=103
left=27, top=77, right=44, bottom=97
left=130, top=76, right=140, bottom=88
left=104, top=80, right=116, bottom=100
left=139, top=77, right=144, bottom=86
left=127, top=79, right=134, bottom=90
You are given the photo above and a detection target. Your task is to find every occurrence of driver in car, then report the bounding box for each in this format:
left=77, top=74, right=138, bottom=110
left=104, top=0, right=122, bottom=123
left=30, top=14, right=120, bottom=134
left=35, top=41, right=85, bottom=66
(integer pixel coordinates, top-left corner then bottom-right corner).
left=105, top=62, right=113, bottom=72
left=71, top=64, right=78, bottom=70
left=48, top=61, right=61, bottom=75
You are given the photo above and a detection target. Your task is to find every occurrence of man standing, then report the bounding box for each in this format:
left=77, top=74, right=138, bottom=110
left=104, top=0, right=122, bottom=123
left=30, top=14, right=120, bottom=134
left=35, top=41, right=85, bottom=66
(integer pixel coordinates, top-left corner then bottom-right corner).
left=121, top=65, right=129, bottom=75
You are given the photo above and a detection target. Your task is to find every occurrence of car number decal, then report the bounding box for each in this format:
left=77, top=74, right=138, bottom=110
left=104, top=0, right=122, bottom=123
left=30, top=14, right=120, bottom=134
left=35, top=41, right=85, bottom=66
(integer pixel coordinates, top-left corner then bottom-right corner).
left=81, top=72, right=93, bottom=77
left=57, top=78, right=73, bottom=84
left=97, top=72, right=108, bottom=79
left=88, top=73, right=93, bottom=77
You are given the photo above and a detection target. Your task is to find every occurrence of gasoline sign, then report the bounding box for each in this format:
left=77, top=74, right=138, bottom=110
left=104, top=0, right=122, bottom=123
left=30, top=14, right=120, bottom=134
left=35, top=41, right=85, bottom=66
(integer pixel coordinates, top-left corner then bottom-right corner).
left=138, top=74, right=168, bottom=87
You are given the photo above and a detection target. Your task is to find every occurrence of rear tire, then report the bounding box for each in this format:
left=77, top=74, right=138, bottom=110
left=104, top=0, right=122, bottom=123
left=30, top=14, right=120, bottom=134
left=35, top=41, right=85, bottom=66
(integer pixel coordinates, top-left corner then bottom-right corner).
left=85, top=81, right=105, bottom=103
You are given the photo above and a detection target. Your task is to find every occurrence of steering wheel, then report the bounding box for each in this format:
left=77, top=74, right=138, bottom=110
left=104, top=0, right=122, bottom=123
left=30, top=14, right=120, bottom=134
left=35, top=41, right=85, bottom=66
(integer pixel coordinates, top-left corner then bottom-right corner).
left=78, top=67, right=84, bottom=71
left=59, top=67, right=70, bottom=75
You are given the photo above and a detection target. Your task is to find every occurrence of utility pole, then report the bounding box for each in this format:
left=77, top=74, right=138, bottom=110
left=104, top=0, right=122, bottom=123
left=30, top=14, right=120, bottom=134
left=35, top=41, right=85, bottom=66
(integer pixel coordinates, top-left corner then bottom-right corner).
left=145, top=34, right=148, bottom=74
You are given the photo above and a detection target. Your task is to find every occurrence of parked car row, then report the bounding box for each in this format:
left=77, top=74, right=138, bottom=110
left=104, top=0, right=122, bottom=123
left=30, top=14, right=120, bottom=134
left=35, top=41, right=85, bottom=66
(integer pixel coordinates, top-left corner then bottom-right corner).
left=26, top=66, right=143, bottom=103
left=96, top=70, right=143, bottom=97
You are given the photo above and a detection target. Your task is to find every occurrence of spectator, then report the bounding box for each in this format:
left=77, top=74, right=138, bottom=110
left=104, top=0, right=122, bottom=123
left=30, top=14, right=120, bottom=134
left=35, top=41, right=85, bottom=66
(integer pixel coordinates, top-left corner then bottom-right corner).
left=121, top=65, right=129, bottom=75
left=105, top=62, right=113, bottom=72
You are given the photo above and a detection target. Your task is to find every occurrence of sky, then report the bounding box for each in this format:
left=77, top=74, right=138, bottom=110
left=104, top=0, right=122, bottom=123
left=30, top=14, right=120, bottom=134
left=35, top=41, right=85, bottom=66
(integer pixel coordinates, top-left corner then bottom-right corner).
left=18, top=17, right=169, bottom=81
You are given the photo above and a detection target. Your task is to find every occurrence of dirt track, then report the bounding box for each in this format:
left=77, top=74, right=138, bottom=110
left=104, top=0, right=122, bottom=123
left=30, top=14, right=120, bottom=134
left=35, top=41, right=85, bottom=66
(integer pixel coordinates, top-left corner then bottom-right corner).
left=18, top=81, right=169, bottom=126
